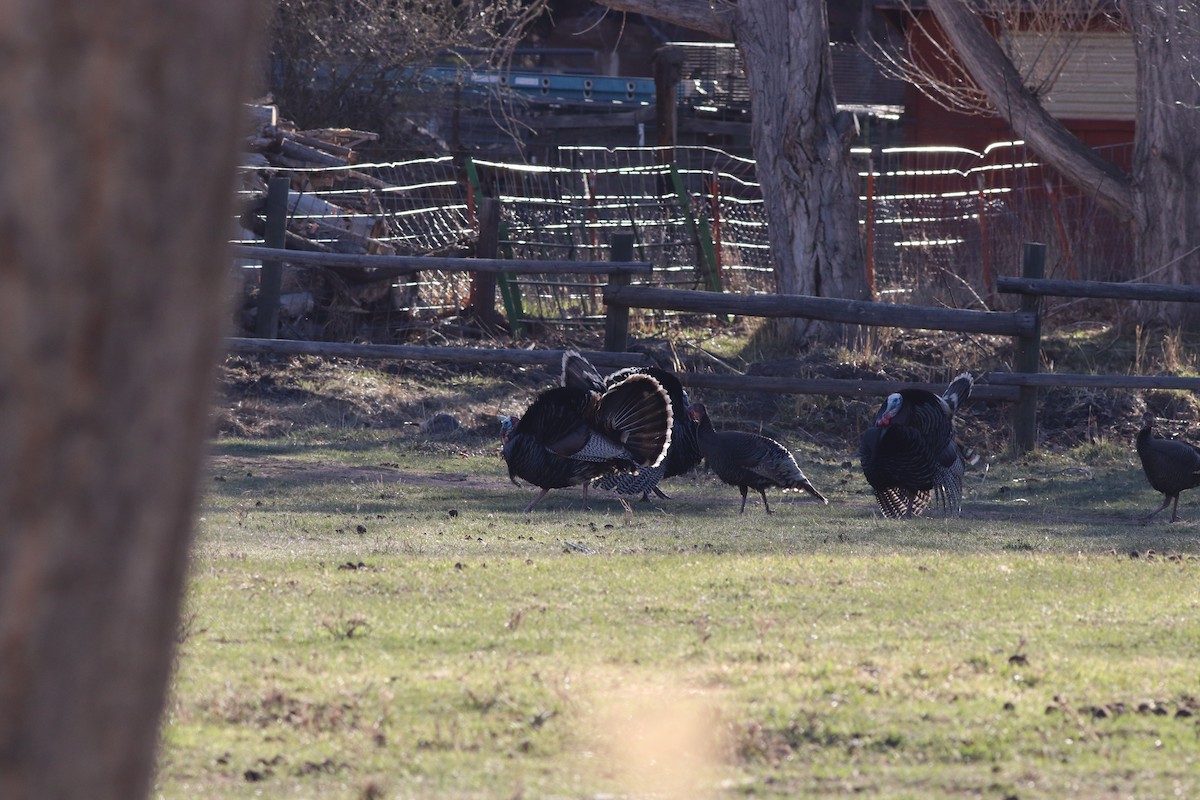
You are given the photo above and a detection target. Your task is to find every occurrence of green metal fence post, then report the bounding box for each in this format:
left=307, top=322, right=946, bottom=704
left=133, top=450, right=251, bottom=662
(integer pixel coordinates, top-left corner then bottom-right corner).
left=669, top=164, right=722, bottom=292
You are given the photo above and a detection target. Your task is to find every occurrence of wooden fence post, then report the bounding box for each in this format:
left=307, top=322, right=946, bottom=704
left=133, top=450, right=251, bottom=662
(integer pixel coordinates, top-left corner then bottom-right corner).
left=469, top=198, right=504, bottom=331
left=1012, top=242, right=1045, bottom=455
left=604, top=232, right=635, bottom=352
left=653, top=47, right=682, bottom=152
left=254, top=176, right=290, bottom=338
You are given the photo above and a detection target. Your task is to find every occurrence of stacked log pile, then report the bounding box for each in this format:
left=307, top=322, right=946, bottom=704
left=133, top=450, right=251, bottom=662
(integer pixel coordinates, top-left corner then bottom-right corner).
left=235, top=102, right=472, bottom=341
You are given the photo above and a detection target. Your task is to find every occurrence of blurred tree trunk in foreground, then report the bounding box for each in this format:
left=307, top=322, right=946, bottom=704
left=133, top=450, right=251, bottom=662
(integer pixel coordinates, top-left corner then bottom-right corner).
left=0, top=3, right=265, bottom=799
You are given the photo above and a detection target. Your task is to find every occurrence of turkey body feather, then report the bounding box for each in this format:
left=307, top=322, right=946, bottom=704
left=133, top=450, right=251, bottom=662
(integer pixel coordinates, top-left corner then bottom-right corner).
left=859, top=373, right=975, bottom=519
left=1136, top=412, right=1200, bottom=522
left=690, top=402, right=828, bottom=514
left=501, top=370, right=672, bottom=513
left=562, top=351, right=702, bottom=499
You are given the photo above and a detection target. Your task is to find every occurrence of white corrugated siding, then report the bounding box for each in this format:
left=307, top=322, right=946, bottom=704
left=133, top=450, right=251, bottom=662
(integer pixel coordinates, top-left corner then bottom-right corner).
left=1006, top=31, right=1136, bottom=121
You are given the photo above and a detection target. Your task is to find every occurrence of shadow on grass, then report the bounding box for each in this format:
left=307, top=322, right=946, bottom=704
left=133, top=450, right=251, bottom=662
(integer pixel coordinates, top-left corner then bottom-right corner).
left=200, top=438, right=1200, bottom=558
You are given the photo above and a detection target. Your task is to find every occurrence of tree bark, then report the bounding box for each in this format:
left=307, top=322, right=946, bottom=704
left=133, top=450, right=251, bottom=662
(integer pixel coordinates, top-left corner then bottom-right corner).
left=931, top=0, right=1200, bottom=325
left=0, top=3, right=266, bottom=799
left=1124, top=2, right=1200, bottom=321
left=928, top=0, right=1134, bottom=219
left=591, top=0, right=869, bottom=344
left=735, top=0, right=867, bottom=342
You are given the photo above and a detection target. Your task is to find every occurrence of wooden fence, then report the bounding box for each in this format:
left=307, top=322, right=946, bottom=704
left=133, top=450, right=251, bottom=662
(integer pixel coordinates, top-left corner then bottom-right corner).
left=231, top=236, right=1200, bottom=454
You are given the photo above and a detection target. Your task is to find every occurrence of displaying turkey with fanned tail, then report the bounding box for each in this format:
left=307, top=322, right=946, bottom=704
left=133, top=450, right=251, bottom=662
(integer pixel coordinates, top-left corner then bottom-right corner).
left=859, top=373, right=977, bottom=519
left=561, top=351, right=702, bottom=500
left=499, top=369, right=672, bottom=513
left=1135, top=412, right=1200, bottom=522
left=689, top=402, right=828, bottom=514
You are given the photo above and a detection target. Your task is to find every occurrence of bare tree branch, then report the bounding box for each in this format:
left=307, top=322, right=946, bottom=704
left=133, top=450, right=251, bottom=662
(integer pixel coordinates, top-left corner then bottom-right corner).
left=871, top=0, right=1119, bottom=116
left=269, top=0, right=541, bottom=145
left=928, top=0, right=1134, bottom=219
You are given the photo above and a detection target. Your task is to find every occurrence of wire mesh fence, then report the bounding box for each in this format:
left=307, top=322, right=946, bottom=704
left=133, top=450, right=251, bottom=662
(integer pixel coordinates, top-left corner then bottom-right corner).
left=860, top=140, right=1133, bottom=310
left=236, top=141, right=1134, bottom=340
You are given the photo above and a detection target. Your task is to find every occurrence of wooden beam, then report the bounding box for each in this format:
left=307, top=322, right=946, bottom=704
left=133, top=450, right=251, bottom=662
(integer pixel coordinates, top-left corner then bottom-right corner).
left=591, top=0, right=736, bottom=39
left=252, top=177, right=289, bottom=339
left=997, top=276, right=1200, bottom=303
left=680, top=372, right=1020, bottom=403
left=603, top=284, right=1035, bottom=337
left=678, top=117, right=751, bottom=137
left=226, top=336, right=1200, bottom=398
left=528, top=107, right=656, bottom=130
left=985, top=373, right=1200, bottom=391
left=654, top=47, right=683, bottom=150
left=230, top=244, right=654, bottom=278
left=604, top=233, right=635, bottom=352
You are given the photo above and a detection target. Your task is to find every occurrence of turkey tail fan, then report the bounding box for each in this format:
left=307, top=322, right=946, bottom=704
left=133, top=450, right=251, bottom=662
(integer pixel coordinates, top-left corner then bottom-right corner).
left=561, top=349, right=606, bottom=393
left=595, top=373, right=673, bottom=467
left=611, top=366, right=689, bottom=413
left=941, top=372, right=974, bottom=414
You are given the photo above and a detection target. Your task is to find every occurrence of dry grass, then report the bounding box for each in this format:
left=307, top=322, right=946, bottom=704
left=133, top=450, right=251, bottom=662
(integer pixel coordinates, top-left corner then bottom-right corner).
left=156, top=326, right=1200, bottom=797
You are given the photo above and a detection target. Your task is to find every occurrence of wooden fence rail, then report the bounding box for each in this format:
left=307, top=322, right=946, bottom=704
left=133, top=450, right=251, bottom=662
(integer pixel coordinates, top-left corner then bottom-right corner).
left=234, top=236, right=1200, bottom=456
left=225, top=336, right=1023, bottom=401
left=601, top=284, right=1035, bottom=338
left=983, top=373, right=1200, bottom=390
left=678, top=372, right=1021, bottom=403
left=997, top=276, right=1200, bottom=303
left=226, top=338, right=650, bottom=371
left=231, top=243, right=654, bottom=278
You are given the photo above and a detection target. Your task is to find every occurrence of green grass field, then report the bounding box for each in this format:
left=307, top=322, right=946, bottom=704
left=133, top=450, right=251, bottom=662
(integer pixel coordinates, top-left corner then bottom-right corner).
left=155, top=422, right=1200, bottom=800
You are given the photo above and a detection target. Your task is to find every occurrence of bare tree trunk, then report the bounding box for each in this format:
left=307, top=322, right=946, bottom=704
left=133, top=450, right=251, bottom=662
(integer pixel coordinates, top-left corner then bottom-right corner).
left=0, top=3, right=265, bottom=799
left=1124, top=2, right=1200, bottom=325
left=590, top=0, right=868, bottom=345
left=735, top=0, right=867, bottom=343
left=931, top=0, right=1200, bottom=326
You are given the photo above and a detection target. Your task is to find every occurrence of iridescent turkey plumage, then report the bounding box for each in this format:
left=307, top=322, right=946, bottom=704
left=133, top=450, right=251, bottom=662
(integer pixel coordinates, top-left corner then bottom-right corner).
left=500, top=366, right=672, bottom=512
left=859, top=373, right=976, bottom=519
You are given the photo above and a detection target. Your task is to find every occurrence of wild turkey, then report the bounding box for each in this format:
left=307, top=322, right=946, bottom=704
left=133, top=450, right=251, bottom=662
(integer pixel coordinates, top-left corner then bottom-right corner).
left=561, top=350, right=702, bottom=500
left=859, top=373, right=976, bottom=519
left=499, top=371, right=673, bottom=513
left=689, top=402, right=828, bottom=514
left=1135, top=412, right=1200, bottom=522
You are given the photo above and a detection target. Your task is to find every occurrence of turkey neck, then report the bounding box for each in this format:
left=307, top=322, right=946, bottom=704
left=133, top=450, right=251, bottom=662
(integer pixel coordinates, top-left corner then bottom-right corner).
left=1136, top=423, right=1153, bottom=449
left=696, top=410, right=738, bottom=468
